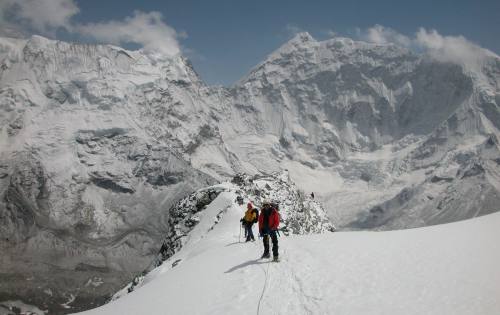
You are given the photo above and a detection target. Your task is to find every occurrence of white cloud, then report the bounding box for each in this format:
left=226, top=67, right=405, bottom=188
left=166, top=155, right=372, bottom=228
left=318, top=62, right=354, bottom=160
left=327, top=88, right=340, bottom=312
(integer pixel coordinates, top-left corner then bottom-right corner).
left=0, top=0, right=79, bottom=34
left=0, top=0, right=182, bottom=56
left=362, top=24, right=412, bottom=47
left=78, top=11, right=181, bottom=56
left=414, top=28, right=494, bottom=69
left=0, top=21, right=27, bottom=38
left=360, top=25, right=498, bottom=70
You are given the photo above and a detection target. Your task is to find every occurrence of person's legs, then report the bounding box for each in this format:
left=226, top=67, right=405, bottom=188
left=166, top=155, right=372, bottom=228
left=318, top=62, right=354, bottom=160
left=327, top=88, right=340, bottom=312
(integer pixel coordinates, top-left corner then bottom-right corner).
left=262, top=234, right=270, bottom=258
left=244, top=224, right=251, bottom=241
left=270, top=231, right=279, bottom=258
left=248, top=224, right=255, bottom=241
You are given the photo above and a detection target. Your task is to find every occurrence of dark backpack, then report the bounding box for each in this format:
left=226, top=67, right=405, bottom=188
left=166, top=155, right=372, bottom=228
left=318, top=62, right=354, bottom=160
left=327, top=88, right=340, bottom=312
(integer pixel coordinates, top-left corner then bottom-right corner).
left=262, top=206, right=272, bottom=230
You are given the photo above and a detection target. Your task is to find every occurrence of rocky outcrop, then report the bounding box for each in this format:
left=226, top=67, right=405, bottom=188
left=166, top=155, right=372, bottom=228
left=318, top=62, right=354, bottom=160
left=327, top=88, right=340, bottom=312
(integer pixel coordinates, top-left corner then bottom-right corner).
left=231, top=172, right=335, bottom=235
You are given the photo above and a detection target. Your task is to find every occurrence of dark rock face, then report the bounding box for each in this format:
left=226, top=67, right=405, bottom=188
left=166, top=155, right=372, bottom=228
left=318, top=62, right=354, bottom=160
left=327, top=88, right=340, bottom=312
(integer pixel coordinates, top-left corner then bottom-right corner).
left=459, top=163, right=485, bottom=178
left=0, top=131, right=216, bottom=314
left=0, top=147, right=215, bottom=313
left=122, top=186, right=224, bottom=295
left=430, top=176, right=454, bottom=183
left=89, top=171, right=135, bottom=194
left=2, top=155, right=47, bottom=242
left=154, top=187, right=224, bottom=268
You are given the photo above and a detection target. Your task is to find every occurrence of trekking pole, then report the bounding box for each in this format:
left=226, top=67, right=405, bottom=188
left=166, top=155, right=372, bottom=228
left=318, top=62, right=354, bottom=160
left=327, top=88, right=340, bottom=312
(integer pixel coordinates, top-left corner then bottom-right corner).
left=239, top=224, right=242, bottom=243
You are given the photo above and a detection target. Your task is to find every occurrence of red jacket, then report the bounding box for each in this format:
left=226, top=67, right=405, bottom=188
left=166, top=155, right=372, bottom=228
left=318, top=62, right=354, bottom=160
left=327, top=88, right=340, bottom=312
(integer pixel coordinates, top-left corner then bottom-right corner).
left=258, top=207, right=280, bottom=232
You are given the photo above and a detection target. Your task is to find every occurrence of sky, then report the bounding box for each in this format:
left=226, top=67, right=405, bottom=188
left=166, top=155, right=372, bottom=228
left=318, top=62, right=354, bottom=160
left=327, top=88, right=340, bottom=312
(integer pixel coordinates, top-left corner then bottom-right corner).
left=1, top=0, right=499, bottom=85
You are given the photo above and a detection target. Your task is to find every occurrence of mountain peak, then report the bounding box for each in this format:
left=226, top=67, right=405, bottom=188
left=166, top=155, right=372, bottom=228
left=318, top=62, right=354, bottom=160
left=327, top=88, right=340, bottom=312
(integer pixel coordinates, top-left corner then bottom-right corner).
left=278, top=32, right=317, bottom=52
left=26, top=34, right=53, bottom=48
left=289, top=31, right=315, bottom=43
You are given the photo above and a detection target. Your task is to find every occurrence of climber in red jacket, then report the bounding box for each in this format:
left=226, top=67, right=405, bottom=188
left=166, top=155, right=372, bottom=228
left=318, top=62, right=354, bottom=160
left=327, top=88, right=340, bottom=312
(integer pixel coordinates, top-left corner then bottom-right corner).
left=258, top=201, right=280, bottom=261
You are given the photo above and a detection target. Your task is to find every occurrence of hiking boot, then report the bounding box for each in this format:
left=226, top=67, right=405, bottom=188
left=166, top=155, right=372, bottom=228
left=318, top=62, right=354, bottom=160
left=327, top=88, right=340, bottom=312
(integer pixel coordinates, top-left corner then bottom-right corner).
left=261, top=253, right=270, bottom=259
left=273, top=256, right=279, bottom=262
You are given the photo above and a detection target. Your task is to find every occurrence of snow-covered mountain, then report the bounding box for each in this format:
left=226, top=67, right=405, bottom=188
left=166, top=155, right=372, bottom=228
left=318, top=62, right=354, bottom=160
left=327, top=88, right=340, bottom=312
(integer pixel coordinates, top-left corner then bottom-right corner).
left=0, top=35, right=218, bottom=313
left=77, top=189, right=500, bottom=315
left=0, top=32, right=499, bottom=313
left=228, top=32, right=500, bottom=229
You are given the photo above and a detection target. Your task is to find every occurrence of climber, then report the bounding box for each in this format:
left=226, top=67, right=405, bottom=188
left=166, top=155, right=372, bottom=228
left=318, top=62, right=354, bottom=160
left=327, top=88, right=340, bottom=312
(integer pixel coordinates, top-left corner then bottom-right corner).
left=310, top=192, right=315, bottom=199
left=240, top=202, right=258, bottom=242
left=258, top=201, right=280, bottom=261
left=236, top=195, right=244, bottom=205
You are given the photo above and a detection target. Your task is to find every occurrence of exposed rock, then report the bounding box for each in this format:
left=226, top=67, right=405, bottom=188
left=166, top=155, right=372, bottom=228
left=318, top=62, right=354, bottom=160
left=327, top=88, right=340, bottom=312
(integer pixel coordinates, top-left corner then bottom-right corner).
left=430, top=175, right=454, bottom=183
left=89, top=171, right=135, bottom=194
left=459, top=163, right=485, bottom=178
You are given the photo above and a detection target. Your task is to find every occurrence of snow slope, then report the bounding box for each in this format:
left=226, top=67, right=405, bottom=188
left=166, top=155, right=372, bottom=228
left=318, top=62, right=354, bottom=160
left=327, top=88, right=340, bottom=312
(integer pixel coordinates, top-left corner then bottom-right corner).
left=115, top=172, right=334, bottom=296
left=78, top=189, right=500, bottom=315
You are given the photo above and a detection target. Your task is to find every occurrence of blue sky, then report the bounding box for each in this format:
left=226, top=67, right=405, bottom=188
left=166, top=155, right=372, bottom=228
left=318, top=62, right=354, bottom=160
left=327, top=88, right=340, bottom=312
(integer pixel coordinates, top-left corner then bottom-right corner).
left=2, top=0, right=499, bottom=85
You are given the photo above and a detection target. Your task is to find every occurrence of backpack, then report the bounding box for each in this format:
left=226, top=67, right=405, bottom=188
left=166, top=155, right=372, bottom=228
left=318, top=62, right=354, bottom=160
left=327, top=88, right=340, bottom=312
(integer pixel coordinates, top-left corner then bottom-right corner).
left=244, top=209, right=257, bottom=223
left=261, top=206, right=272, bottom=230
left=261, top=205, right=279, bottom=232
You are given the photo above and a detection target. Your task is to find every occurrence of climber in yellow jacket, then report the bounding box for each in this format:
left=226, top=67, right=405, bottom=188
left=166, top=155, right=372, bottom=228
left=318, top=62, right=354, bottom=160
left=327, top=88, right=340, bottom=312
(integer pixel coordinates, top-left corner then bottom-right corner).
left=240, top=202, right=259, bottom=242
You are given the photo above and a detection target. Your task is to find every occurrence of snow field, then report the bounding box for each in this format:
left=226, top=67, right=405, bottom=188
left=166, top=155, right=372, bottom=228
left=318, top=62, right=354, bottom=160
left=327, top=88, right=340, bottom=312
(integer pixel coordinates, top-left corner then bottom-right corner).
left=77, top=192, right=500, bottom=315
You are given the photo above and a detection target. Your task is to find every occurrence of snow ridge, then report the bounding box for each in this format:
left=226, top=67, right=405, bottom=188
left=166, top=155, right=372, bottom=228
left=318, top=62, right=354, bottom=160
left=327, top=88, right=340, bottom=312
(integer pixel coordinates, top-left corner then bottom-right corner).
left=113, top=171, right=334, bottom=298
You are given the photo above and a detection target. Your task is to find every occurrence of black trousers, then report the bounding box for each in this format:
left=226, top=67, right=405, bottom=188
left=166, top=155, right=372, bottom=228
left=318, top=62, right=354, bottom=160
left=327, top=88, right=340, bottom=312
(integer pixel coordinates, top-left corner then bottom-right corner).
left=262, top=230, right=278, bottom=257
left=244, top=223, right=255, bottom=241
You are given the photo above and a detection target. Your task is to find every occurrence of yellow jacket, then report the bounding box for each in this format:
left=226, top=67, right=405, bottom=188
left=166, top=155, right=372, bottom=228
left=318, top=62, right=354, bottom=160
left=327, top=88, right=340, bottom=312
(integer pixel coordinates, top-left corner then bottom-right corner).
left=243, top=208, right=257, bottom=223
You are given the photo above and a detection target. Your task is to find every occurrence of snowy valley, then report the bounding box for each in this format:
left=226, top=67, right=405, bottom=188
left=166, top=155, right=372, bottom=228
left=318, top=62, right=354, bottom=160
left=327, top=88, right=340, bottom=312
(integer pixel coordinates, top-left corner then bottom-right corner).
left=0, top=31, right=499, bottom=314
